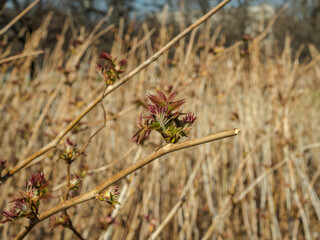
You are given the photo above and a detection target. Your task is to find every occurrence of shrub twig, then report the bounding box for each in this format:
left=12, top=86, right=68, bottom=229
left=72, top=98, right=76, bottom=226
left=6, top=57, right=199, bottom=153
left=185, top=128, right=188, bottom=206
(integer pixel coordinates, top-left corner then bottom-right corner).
left=0, top=0, right=40, bottom=36
left=0, top=0, right=231, bottom=184
left=15, top=128, right=240, bottom=239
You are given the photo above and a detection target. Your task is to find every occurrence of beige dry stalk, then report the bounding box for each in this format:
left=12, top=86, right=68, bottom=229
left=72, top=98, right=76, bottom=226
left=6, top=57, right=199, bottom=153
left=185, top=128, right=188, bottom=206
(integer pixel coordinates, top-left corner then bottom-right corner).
left=0, top=0, right=40, bottom=36
left=0, top=0, right=231, bottom=184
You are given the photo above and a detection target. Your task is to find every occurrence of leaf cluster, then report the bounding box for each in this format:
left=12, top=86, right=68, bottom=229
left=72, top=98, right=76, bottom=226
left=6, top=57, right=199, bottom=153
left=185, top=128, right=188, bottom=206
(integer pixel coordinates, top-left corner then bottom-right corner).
left=132, top=90, right=196, bottom=144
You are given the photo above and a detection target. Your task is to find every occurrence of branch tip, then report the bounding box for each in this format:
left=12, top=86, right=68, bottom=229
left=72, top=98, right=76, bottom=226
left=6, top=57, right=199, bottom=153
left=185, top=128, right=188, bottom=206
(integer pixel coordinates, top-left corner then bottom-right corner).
left=234, top=128, right=241, bottom=134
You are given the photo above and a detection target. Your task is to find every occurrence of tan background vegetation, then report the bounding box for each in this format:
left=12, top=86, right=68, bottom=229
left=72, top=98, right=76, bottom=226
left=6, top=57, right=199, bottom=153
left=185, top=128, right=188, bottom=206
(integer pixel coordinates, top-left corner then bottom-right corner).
left=1, top=0, right=320, bottom=239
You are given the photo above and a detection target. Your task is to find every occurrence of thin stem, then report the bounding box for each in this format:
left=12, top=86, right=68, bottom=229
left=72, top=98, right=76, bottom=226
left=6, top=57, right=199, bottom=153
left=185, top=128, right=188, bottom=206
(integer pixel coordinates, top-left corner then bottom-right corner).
left=68, top=224, right=85, bottom=240
left=58, top=89, right=108, bottom=239
left=0, top=0, right=40, bottom=35
left=0, top=50, right=43, bottom=64
left=69, top=88, right=108, bottom=164
left=14, top=128, right=240, bottom=240
left=2, top=0, right=231, bottom=183
left=64, top=163, right=71, bottom=201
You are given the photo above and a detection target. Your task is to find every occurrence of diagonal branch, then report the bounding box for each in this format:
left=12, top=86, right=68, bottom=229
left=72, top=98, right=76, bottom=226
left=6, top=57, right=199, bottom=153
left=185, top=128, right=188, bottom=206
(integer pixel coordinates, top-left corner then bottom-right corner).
left=0, top=50, right=43, bottom=64
left=0, top=0, right=231, bottom=184
left=0, top=0, right=40, bottom=36
left=14, top=128, right=240, bottom=240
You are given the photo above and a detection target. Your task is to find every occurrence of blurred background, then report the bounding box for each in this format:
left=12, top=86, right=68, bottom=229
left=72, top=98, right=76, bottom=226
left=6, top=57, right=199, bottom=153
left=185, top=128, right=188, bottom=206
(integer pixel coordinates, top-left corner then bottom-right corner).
left=1, top=0, right=320, bottom=239
left=1, top=0, right=320, bottom=56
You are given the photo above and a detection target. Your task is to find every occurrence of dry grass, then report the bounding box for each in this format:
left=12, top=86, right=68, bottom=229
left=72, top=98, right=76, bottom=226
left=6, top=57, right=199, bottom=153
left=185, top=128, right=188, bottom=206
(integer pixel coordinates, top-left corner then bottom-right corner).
left=1, top=6, right=320, bottom=240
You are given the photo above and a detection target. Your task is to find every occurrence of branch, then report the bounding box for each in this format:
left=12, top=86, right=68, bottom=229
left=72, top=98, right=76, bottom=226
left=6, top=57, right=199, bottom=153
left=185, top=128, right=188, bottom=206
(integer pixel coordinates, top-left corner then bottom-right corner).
left=67, top=223, right=85, bottom=240
left=1, top=0, right=231, bottom=183
left=0, top=50, right=43, bottom=64
left=0, top=0, right=40, bottom=36
left=15, top=128, right=240, bottom=239
left=253, top=3, right=288, bottom=44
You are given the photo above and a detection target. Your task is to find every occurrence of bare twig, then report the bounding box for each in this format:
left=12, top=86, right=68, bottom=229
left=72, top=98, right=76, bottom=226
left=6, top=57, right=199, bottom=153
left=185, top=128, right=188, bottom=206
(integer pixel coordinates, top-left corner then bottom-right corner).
left=15, top=128, right=240, bottom=240
left=0, top=50, right=43, bottom=64
left=64, top=163, right=71, bottom=201
left=67, top=222, right=85, bottom=240
left=0, top=0, right=40, bottom=36
left=1, top=0, right=231, bottom=183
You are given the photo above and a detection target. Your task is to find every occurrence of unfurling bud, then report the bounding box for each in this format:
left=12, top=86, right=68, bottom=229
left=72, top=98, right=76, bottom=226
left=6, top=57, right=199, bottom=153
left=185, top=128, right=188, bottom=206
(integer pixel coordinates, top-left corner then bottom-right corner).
left=132, top=90, right=196, bottom=144
left=69, top=175, right=82, bottom=191
left=97, top=51, right=127, bottom=86
left=96, top=186, right=121, bottom=209
left=60, top=139, right=78, bottom=163
left=49, top=213, right=71, bottom=229
left=1, top=172, right=48, bottom=224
